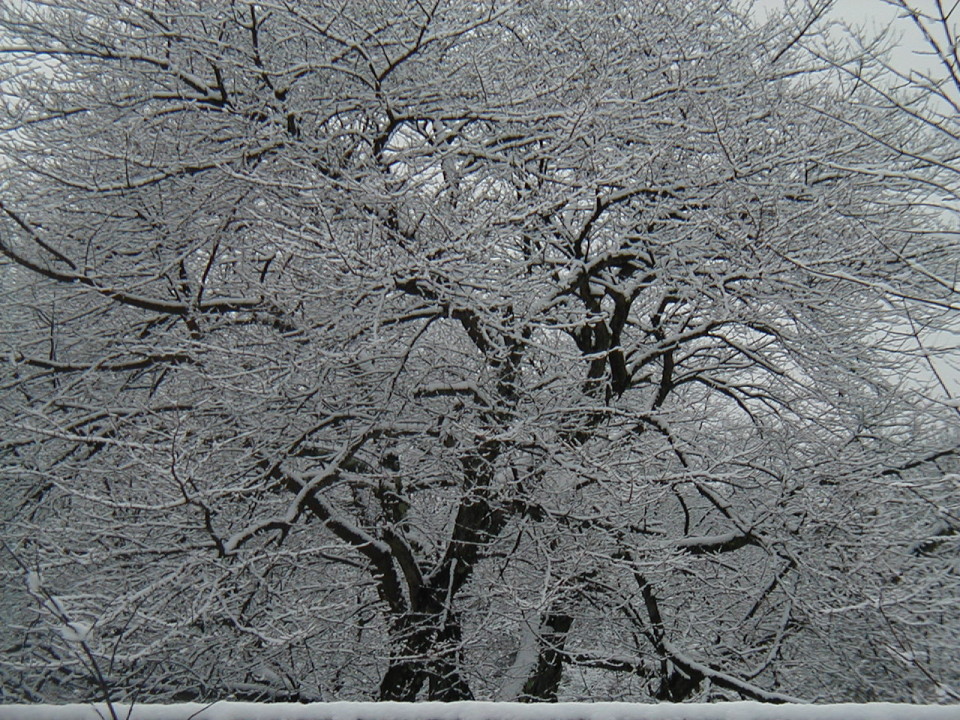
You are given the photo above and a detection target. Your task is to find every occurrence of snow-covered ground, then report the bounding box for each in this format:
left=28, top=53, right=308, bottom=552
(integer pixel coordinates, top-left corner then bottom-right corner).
left=1, top=702, right=958, bottom=720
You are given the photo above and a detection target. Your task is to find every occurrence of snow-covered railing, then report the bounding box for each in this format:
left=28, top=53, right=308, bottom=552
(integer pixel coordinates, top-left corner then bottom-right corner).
left=1, top=702, right=959, bottom=720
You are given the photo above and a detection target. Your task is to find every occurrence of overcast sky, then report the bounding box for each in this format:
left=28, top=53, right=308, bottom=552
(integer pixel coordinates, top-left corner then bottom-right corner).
left=753, top=0, right=950, bottom=77
left=751, top=1, right=960, bottom=397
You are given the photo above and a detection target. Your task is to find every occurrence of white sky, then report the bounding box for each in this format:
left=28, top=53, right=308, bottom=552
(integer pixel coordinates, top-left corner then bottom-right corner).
left=752, top=0, right=960, bottom=398
left=753, top=0, right=949, bottom=76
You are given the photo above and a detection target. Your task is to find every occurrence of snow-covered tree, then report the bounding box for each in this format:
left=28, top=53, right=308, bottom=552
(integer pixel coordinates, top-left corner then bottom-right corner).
left=1, top=0, right=957, bottom=704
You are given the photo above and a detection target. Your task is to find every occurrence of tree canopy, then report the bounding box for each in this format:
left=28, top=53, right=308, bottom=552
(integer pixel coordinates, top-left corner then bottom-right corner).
left=1, top=0, right=958, bottom=705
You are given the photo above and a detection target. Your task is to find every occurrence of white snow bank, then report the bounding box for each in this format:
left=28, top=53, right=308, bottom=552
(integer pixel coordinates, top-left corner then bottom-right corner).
left=1, top=702, right=958, bottom=720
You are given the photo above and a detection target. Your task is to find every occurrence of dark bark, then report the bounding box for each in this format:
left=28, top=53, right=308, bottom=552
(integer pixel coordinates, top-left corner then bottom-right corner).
left=379, top=654, right=425, bottom=701
left=654, top=668, right=703, bottom=702
left=378, top=609, right=474, bottom=700
left=519, top=613, right=574, bottom=702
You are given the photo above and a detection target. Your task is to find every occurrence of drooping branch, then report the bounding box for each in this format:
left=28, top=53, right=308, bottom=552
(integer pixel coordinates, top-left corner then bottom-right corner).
left=0, top=227, right=262, bottom=315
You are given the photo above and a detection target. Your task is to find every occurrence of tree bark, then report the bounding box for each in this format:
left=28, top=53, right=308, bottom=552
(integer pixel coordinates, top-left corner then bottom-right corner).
left=519, top=613, right=574, bottom=702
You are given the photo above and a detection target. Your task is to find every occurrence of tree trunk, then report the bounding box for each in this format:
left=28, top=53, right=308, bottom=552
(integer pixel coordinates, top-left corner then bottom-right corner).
left=519, top=613, right=574, bottom=702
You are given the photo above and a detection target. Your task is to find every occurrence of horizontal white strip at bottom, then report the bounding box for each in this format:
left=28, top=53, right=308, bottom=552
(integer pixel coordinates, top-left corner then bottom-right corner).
left=1, top=702, right=959, bottom=720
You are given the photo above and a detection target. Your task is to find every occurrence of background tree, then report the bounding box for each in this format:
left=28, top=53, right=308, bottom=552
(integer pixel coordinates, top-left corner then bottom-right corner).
left=1, top=0, right=957, bottom=704
left=810, top=0, right=960, bottom=700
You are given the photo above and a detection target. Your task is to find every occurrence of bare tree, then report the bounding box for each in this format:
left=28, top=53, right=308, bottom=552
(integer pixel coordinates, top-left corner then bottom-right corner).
left=797, top=0, right=960, bottom=701
left=0, top=0, right=957, bottom=704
